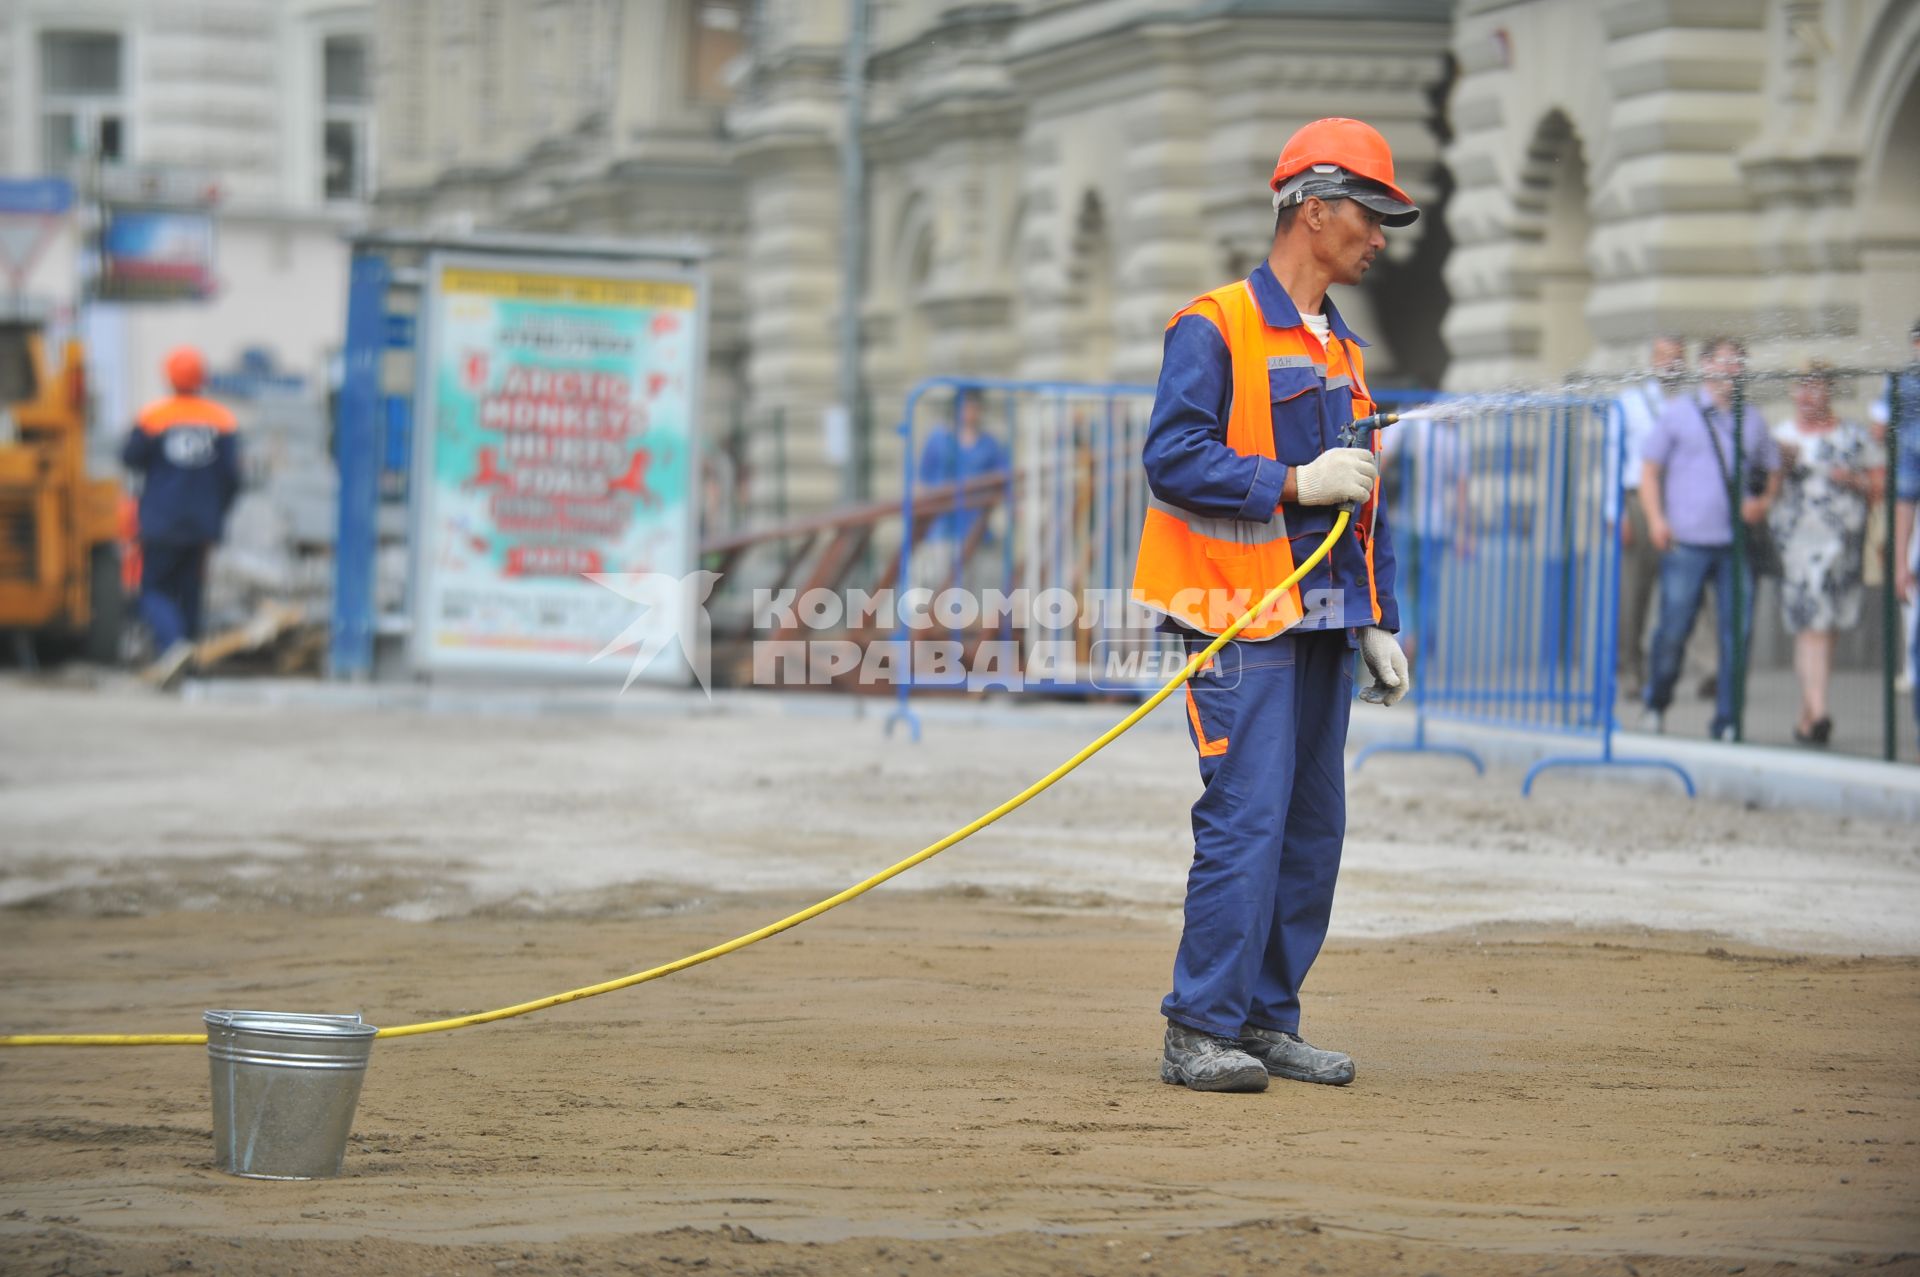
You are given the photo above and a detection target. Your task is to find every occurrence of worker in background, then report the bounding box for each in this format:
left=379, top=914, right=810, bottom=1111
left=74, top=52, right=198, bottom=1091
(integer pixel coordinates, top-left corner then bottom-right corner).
left=121, top=346, right=239, bottom=684
left=1133, top=117, right=1413, bottom=1094
left=912, top=387, right=1011, bottom=594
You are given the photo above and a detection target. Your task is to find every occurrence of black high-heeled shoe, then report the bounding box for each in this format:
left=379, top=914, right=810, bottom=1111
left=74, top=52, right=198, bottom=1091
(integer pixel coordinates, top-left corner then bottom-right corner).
left=1812, top=717, right=1832, bottom=745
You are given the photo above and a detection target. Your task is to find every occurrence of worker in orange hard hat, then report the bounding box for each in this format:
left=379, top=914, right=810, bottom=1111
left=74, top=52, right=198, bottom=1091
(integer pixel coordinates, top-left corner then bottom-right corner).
left=164, top=347, right=206, bottom=395
left=1267, top=116, right=1420, bottom=229
left=121, top=345, right=240, bottom=687
left=1136, top=117, right=1415, bottom=1093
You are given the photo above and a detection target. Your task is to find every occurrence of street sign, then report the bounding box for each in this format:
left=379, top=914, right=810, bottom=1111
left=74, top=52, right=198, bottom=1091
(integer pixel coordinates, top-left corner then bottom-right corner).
left=0, top=178, right=76, bottom=293
left=0, top=178, right=75, bottom=215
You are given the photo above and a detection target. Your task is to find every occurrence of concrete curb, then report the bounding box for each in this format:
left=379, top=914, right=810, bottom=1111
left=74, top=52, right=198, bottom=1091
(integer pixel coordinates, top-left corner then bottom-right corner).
left=1340, top=708, right=1920, bottom=821
left=179, top=678, right=1920, bottom=822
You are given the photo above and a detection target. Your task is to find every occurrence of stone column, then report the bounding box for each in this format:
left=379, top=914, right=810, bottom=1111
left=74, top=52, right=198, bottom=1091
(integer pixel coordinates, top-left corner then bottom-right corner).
left=1737, top=0, right=1864, bottom=369
left=1109, top=42, right=1212, bottom=386
left=1588, top=4, right=1771, bottom=366
left=730, top=30, right=847, bottom=516
left=921, top=135, right=1023, bottom=381
left=736, top=134, right=843, bottom=514
left=1012, top=129, right=1081, bottom=382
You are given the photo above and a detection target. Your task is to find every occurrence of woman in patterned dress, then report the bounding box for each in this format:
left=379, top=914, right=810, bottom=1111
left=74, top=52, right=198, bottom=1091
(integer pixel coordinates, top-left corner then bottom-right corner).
left=1769, top=362, right=1881, bottom=745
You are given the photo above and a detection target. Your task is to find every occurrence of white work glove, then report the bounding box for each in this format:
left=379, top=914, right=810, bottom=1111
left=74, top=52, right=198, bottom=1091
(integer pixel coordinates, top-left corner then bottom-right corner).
left=1357, top=626, right=1409, bottom=707
left=1293, top=448, right=1378, bottom=507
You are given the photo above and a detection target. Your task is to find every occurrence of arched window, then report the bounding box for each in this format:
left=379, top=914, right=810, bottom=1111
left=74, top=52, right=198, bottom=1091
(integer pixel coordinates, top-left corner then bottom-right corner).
left=1521, top=110, right=1594, bottom=377
left=1069, top=191, right=1114, bottom=382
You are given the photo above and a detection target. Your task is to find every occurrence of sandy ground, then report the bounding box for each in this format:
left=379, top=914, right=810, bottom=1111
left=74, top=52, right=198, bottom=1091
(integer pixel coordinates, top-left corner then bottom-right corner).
left=3, top=675, right=1919, bottom=1276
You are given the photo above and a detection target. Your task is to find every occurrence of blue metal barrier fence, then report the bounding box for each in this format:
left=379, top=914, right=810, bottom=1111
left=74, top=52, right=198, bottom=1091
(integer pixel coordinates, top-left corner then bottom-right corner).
left=885, top=377, right=1156, bottom=742
left=1355, top=394, right=1695, bottom=796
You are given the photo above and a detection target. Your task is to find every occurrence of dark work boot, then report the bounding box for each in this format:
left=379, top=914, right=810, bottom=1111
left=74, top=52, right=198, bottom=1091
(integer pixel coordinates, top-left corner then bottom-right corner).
left=1239, top=1026, right=1356, bottom=1086
left=1159, top=1022, right=1269, bottom=1093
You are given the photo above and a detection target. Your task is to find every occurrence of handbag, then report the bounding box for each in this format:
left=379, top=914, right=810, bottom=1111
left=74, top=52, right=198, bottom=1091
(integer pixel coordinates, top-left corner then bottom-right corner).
left=1694, top=399, right=1782, bottom=577
left=1744, top=506, right=1785, bottom=578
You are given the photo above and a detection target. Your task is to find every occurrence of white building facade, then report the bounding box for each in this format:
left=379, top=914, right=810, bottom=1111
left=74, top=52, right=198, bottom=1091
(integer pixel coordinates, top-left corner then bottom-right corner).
left=0, top=0, right=374, bottom=438
left=371, top=0, right=749, bottom=463
left=374, top=0, right=1920, bottom=514
left=1442, top=0, right=1920, bottom=388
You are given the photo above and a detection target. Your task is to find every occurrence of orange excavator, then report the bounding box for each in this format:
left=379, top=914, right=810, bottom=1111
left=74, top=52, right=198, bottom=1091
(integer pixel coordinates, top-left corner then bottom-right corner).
left=0, top=317, right=123, bottom=664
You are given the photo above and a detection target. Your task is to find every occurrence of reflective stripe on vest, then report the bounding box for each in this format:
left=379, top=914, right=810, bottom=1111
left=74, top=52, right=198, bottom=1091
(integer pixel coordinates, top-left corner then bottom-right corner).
left=1132, top=278, right=1382, bottom=640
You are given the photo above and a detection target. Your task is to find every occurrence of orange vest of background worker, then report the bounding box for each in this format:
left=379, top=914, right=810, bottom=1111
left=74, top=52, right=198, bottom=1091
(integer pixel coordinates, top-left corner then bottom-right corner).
left=121, top=347, right=240, bottom=670
left=1140, top=118, right=1416, bottom=1095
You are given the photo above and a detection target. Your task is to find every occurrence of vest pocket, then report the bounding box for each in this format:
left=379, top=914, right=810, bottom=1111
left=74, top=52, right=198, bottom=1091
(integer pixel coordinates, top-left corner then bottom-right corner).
left=1199, top=538, right=1298, bottom=634
left=1267, top=366, right=1321, bottom=453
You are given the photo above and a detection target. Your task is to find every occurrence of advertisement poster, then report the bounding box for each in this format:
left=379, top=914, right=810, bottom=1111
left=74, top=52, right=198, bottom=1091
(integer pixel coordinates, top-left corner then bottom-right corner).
left=98, top=207, right=217, bottom=301
left=411, top=254, right=703, bottom=679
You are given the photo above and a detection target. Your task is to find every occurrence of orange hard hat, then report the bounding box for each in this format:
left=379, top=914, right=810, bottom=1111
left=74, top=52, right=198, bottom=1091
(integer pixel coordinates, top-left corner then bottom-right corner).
left=164, top=346, right=206, bottom=394
left=1270, top=117, right=1418, bottom=226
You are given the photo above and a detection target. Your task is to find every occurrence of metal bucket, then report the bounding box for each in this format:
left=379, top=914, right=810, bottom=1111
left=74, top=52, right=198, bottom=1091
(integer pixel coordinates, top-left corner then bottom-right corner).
left=204, top=1010, right=378, bottom=1180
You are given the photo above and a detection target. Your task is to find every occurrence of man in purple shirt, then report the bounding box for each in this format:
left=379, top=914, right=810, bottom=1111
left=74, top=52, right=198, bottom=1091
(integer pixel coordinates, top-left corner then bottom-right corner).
left=1639, top=336, right=1782, bottom=740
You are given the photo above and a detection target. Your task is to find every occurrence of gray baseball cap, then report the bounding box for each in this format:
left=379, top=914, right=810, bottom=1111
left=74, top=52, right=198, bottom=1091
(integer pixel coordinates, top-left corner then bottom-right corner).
left=1273, top=164, right=1419, bottom=227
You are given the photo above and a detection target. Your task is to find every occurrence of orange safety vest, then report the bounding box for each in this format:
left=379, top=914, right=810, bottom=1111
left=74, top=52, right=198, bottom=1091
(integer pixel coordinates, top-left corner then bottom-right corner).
left=1131, top=277, right=1383, bottom=640
left=136, top=394, right=237, bottom=436
left=126, top=393, right=240, bottom=545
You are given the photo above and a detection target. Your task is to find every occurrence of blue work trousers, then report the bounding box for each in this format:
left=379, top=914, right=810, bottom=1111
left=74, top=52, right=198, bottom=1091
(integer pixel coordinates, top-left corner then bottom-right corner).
left=1162, top=627, right=1354, bottom=1039
left=1643, top=542, right=1751, bottom=737
left=139, top=540, right=209, bottom=650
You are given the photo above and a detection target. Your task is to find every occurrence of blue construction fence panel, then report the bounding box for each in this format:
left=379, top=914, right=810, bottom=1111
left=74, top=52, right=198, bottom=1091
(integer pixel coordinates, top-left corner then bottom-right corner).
left=885, top=377, right=1159, bottom=739
left=855, top=375, right=1692, bottom=795
left=1411, top=399, right=1614, bottom=733
left=1363, top=391, right=1694, bottom=795
left=880, top=379, right=1514, bottom=735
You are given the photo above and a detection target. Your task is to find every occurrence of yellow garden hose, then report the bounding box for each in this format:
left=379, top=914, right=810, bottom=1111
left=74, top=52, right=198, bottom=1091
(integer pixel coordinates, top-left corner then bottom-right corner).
left=2, top=512, right=1351, bottom=1049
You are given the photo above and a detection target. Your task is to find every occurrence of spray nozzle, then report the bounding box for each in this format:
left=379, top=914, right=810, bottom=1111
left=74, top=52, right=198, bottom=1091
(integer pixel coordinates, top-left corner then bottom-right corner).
left=1338, top=410, right=1399, bottom=449
left=1334, top=411, right=1401, bottom=517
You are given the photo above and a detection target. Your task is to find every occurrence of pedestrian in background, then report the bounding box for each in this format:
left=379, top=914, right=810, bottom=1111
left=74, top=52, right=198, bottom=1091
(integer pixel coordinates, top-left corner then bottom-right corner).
left=1770, top=361, right=1879, bottom=746
left=912, top=387, right=1010, bottom=596
left=1870, top=320, right=1920, bottom=705
left=1612, top=335, right=1689, bottom=699
left=1879, top=321, right=1920, bottom=744
left=121, top=346, right=240, bottom=686
left=1639, top=336, right=1780, bottom=741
